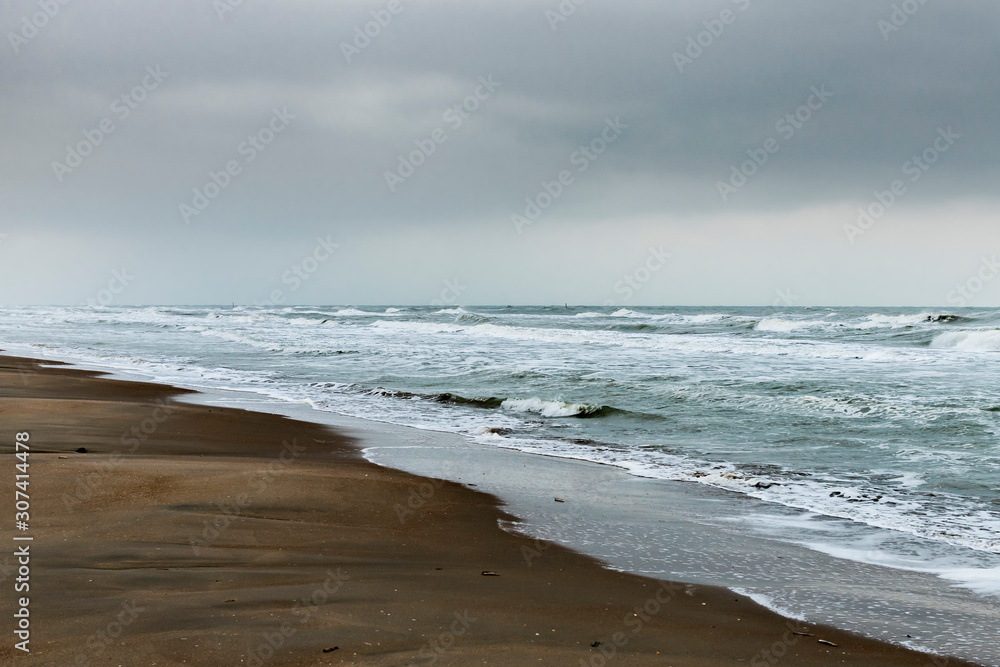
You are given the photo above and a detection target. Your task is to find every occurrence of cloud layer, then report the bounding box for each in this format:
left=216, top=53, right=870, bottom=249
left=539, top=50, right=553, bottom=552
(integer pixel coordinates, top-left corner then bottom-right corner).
left=1, top=0, right=998, bottom=305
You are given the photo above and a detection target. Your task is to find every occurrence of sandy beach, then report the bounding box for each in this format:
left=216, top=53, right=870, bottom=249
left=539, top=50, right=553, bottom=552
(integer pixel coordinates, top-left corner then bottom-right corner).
left=0, top=352, right=978, bottom=666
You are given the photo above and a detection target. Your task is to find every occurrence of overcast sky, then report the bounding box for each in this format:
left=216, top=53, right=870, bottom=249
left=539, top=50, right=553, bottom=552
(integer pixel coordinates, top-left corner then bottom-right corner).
left=1, top=0, right=998, bottom=306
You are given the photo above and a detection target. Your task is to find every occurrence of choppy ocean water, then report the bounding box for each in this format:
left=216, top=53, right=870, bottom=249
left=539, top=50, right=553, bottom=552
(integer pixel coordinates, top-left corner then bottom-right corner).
left=2, top=305, right=999, bottom=661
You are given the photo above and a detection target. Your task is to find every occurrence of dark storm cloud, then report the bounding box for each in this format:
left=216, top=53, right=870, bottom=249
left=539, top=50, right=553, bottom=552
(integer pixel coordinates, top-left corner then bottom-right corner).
left=0, top=0, right=998, bottom=307
left=2, top=0, right=997, bottom=236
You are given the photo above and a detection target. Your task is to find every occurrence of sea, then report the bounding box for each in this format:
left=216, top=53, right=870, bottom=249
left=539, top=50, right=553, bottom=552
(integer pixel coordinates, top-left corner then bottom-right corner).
left=2, top=305, right=998, bottom=664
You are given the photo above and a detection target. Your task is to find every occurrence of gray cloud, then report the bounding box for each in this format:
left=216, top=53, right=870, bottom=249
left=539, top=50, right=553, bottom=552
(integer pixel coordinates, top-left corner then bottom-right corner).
left=1, top=0, right=998, bottom=305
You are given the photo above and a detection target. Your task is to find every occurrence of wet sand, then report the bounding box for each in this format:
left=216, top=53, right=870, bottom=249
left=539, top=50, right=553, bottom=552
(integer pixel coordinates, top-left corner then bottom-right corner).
left=0, top=353, right=976, bottom=666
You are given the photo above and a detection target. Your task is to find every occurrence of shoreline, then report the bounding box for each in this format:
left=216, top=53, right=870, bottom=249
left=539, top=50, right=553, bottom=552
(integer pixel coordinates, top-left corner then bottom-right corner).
left=0, top=352, right=982, bottom=666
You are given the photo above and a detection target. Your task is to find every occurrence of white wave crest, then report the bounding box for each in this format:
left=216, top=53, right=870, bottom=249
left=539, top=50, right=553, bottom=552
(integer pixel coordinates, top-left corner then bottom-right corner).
left=755, top=317, right=817, bottom=332
left=501, top=397, right=598, bottom=417
left=331, top=308, right=373, bottom=317
left=938, top=567, right=1000, bottom=597
left=931, top=330, right=1000, bottom=352
left=669, top=313, right=727, bottom=324
left=855, top=313, right=933, bottom=329
left=369, top=320, right=913, bottom=362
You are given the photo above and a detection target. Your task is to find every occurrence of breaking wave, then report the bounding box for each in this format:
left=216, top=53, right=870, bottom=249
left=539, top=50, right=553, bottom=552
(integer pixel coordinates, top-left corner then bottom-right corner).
left=930, top=330, right=1000, bottom=352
